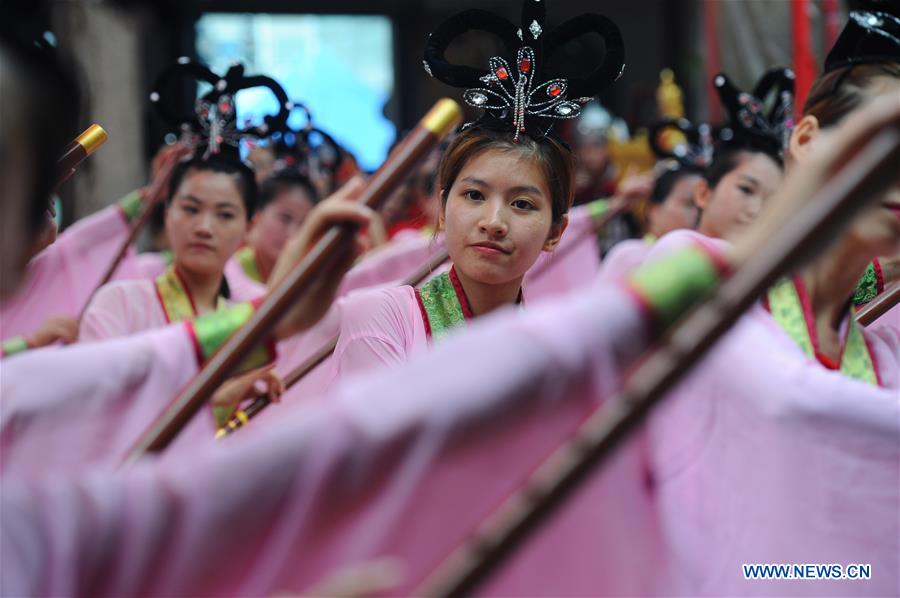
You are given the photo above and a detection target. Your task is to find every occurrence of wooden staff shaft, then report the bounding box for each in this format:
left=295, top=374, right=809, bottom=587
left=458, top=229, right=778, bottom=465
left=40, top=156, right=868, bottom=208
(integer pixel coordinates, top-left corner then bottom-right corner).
left=417, top=124, right=900, bottom=598
left=56, top=124, right=108, bottom=188
left=123, top=99, right=461, bottom=462
left=216, top=246, right=451, bottom=438
left=857, top=282, right=900, bottom=327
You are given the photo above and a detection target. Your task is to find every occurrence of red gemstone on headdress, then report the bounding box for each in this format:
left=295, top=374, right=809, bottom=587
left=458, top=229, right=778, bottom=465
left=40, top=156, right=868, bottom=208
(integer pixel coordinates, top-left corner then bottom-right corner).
left=519, top=58, right=531, bottom=73
left=548, top=84, right=562, bottom=97
left=496, top=67, right=509, bottom=80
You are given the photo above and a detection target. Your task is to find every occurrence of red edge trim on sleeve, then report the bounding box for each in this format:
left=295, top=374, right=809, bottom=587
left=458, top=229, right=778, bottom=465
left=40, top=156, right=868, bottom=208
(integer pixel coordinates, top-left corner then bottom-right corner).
left=690, top=236, right=732, bottom=277
left=184, top=320, right=205, bottom=367
left=115, top=204, right=130, bottom=226
left=873, top=258, right=884, bottom=295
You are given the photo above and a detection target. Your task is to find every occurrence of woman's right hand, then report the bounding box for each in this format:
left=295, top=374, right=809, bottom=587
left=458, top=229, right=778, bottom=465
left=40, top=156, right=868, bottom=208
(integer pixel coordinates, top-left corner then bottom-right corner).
left=269, top=177, right=382, bottom=340
left=27, top=315, right=80, bottom=348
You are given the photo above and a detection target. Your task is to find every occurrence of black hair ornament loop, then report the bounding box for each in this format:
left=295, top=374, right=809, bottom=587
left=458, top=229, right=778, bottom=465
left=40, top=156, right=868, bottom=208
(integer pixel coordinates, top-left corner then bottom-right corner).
left=149, top=58, right=291, bottom=163
left=423, top=0, right=625, bottom=141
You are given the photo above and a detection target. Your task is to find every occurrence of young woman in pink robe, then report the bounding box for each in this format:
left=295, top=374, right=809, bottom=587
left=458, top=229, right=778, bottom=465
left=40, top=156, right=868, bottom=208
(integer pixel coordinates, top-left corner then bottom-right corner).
left=0, top=144, right=192, bottom=356
left=223, top=169, right=318, bottom=301
left=600, top=161, right=703, bottom=282
left=601, top=142, right=783, bottom=283
left=323, top=126, right=574, bottom=387
left=79, top=156, right=257, bottom=341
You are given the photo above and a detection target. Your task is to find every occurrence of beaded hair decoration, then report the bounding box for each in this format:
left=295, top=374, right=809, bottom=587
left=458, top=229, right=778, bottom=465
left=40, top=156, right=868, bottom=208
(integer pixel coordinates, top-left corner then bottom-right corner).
left=270, top=101, right=343, bottom=176
left=423, top=0, right=625, bottom=140
left=714, top=67, right=795, bottom=156
left=149, top=58, right=291, bottom=163
left=649, top=118, right=728, bottom=170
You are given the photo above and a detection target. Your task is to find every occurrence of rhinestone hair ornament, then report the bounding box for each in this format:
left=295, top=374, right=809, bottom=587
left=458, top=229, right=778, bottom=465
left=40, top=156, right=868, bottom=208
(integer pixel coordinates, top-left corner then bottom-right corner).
left=824, top=9, right=900, bottom=73
left=270, top=101, right=343, bottom=176
left=714, top=67, right=795, bottom=157
left=423, top=0, right=625, bottom=141
left=149, top=58, right=291, bottom=163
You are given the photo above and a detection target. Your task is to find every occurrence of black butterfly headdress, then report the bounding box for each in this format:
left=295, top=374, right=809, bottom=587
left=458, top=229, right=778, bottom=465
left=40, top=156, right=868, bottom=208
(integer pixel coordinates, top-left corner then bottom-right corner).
left=649, top=118, right=729, bottom=171
left=423, top=0, right=625, bottom=140
left=149, top=58, right=291, bottom=163
left=825, top=9, right=900, bottom=73
left=714, top=67, right=795, bottom=157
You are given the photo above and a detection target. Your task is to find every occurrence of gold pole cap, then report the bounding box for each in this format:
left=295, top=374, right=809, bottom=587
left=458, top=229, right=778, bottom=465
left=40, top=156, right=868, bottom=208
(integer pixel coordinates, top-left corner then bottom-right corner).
left=76, top=124, right=109, bottom=156
left=421, top=98, right=463, bottom=139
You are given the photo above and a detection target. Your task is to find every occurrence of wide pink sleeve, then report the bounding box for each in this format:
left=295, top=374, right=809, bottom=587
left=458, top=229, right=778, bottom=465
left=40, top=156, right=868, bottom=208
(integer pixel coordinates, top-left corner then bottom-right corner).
left=523, top=201, right=603, bottom=303
left=864, top=319, right=900, bottom=390
left=223, top=255, right=267, bottom=302
left=132, top=252, right=168, bottom=280
left=0, top=203, right=135, bottom=340
left=327, top=286, right=422, bottom=384
left=597, top=239, right=652, bottom=283
left=647, top=308, right=900, bottom=596
left=643, top=229, right=731, bottom=266
left=1, top=282, right=660, bottom=597
left=0, top=323, right=202, bottom=476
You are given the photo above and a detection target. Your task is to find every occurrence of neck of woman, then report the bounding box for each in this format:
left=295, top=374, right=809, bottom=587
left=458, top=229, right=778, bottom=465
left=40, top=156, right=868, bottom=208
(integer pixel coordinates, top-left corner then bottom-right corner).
left=453, top=268, right=523, bottom=317
left=252, top=244, right=275, bottom=283
left=798, top=235, right=871, bottom=361
left=177, top=265, right=223, bottom=315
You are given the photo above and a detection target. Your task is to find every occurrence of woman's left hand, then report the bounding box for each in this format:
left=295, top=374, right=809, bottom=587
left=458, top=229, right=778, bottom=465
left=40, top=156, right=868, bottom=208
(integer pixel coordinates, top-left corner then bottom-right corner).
left=211, top=366, right=285, bottom=428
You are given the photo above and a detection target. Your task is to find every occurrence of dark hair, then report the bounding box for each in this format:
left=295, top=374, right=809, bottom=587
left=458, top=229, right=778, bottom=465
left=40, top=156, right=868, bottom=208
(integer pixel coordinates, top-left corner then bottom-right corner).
left=166, top=156, right=259, bottom=220
left=0, top=35, right=80, bottom=238
left=702, top=145, right=781, bottom=189
left=257, top=169, right=318, bottom=211
left=437, top=127, right=575, bottom=224
left=650, top=165, right=703, bottom=205
left=803, top=62, right=900, bottom=128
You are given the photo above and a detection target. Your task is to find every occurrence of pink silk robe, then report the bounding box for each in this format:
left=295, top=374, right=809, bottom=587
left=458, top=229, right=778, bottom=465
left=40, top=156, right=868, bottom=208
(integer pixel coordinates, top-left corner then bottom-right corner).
left=0, top=203, right=141, bottom=341
left=79, top=279, right=173, bottom=342
left=522, top=200, right=605, bottom=302
left=223, top=253, right=268, bottom=302
left=598, top=237, right=655, bottom=283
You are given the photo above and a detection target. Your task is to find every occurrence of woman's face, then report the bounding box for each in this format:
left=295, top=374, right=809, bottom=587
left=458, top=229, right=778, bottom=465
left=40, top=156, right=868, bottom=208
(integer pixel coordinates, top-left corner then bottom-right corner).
left=441, top=148, right=565, bottom=287
left=648, top=174, right=702, bottom=237
left=791, top=75, right=900, bottom=257
left=251, top=186, right=316, bottom=264
left=165, top=169, right=248, bottom=277
left=696, top=152, right=783, bottom=240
